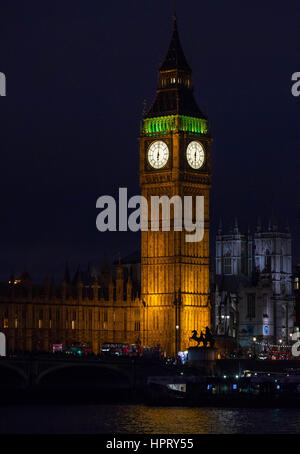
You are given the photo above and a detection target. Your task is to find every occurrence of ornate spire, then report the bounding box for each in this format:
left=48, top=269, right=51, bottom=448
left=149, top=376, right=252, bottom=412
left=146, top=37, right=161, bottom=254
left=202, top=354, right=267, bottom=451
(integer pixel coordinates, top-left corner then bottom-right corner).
left=145, top=15, right=206, bottom=120
left=160, top=14, right=191, bottom=72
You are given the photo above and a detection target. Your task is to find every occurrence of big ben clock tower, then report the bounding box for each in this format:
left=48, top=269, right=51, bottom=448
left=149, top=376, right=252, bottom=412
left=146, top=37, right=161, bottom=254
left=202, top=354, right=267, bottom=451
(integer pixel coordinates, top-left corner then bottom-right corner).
left=139, top=16, right=212, bottom=356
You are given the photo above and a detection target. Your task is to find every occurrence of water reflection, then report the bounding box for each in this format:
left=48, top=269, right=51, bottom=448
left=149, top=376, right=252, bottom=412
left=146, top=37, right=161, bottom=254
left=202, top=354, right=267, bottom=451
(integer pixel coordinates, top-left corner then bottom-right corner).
left=0, top=405, right=300, bottom=434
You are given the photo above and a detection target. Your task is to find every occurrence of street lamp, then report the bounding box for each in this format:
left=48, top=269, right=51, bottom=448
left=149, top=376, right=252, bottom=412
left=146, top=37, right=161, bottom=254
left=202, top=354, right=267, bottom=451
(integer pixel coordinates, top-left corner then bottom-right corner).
left=174, top=292, right=182, bottom=355
left=279, top=339, right=282, bottom=356
left=252, top=337, right=257, bottom=358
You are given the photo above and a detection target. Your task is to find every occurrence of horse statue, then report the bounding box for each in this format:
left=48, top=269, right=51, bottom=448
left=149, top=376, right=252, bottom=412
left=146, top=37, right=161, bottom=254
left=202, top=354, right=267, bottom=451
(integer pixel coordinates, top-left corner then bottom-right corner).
left=189, top=330, right=207, bottom=347
left=189, top=328, right=215, bottom=348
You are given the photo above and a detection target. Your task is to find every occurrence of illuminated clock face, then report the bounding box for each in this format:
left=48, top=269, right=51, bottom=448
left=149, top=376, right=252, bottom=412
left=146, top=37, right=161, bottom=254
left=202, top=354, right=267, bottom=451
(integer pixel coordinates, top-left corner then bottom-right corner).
left=186, top=141, right=205, bottom=169
left=147, top=141, right=169, bottom=169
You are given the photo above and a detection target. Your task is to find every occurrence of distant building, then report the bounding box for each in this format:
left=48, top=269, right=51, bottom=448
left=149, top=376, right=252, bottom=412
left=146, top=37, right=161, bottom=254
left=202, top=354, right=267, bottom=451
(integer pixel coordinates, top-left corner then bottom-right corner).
left=294, top=263, right=300, bottom=330
left=214, top=219, right=294, bottom=351
left=0, top=264, right=142, bottom=353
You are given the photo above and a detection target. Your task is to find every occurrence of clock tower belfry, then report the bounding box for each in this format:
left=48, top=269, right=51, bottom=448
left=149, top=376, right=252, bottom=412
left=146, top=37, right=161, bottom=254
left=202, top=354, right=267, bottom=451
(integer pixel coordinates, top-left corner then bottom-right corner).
left=139, top=16, right=212, bottom=356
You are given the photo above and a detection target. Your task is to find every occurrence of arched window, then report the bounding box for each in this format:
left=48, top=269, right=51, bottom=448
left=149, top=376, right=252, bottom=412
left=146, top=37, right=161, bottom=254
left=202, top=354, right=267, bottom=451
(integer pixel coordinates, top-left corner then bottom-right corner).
left=224, top=252, right=232, bottom=275
left=264, top=325, right=269, bottom=335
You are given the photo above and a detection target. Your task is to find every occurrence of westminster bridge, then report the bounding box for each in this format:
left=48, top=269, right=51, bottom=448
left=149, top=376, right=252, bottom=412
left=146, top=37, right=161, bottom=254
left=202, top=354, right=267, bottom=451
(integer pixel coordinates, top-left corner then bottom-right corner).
left=0, top=354, right=175, bottom=398
left=1, top=354, right=300, bottom=403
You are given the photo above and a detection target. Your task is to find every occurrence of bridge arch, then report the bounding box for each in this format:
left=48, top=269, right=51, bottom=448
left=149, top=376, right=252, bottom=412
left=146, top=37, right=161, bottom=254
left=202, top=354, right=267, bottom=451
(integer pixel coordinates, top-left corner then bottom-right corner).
left=36, top=362, right=134, bottom=388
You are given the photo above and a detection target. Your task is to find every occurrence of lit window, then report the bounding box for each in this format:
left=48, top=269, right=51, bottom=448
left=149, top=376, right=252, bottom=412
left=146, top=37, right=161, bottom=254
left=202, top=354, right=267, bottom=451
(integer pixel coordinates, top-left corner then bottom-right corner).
left=4, top=318, right=8, bottom=329
left=264, top=325, right=269, bottom=335
left=15, top=319, right=18, bottom=329
left=38, top=319, right=43, bottom=329
left=71, top=320, right=75, bottom=330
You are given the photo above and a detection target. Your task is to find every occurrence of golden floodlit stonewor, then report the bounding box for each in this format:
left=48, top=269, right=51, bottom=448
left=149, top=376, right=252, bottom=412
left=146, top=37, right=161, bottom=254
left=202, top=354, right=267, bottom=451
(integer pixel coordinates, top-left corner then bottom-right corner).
left=139, top=15, right=212, bottom=355
left=0, top=17, right=212, bottom=357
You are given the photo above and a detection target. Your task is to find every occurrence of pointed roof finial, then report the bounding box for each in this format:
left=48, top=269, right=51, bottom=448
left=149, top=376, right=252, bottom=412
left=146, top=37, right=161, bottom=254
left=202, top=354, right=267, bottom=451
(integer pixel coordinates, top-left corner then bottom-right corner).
left=268, top=218, right=272, bottom=231
left=218, top=218, right=223, bottom=235
left=256, top=217, right=262, bottom=232
left=72, top=265, right=82, bottom=285
left=234, top=217, right=239, bottom=234
left=173, top=5, right=177, bottom=28
left=159, top=12, right=191, bottom=72
left=285, top=218, right=290, bottom=233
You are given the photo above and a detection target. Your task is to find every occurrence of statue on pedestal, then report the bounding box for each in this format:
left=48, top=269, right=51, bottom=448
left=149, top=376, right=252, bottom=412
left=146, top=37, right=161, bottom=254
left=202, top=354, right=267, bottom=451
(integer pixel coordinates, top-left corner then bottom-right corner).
left=189, top=327, right=215, bottom=348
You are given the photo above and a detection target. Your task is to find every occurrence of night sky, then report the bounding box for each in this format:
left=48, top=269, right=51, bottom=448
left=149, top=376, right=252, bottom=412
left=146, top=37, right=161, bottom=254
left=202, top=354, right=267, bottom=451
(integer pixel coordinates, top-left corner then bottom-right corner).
left=0, top=0, right=299, bottom=281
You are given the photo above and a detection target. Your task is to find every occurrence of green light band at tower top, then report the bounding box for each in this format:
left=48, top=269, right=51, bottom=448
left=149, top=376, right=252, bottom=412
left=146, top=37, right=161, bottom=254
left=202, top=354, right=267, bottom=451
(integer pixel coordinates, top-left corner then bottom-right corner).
left=142, top=115, right=208, bottom=135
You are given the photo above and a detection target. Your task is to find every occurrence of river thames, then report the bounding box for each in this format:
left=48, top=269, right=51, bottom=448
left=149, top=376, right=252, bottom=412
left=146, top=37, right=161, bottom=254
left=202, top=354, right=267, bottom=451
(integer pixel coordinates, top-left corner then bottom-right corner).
left=0, top=405, right=300, bottom=434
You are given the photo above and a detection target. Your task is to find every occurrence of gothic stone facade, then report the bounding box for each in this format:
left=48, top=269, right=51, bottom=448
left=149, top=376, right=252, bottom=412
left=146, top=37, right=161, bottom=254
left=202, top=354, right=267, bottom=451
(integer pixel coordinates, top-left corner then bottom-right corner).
left=215, top=220, right=294, bottom=349
left=0, top=266, right=143, bottom=353
left=139, top=19, right=212, bottom=356
left=0, top=19, right=214, bottom=357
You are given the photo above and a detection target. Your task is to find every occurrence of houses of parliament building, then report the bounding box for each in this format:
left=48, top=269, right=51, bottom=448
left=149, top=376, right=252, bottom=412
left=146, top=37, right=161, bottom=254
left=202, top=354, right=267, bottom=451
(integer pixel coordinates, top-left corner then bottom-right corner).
left=0, top=16, right=213, bottom=356
left=0, top=263, right=142, bottom=355
left=2, top=17, right=294, bottom=357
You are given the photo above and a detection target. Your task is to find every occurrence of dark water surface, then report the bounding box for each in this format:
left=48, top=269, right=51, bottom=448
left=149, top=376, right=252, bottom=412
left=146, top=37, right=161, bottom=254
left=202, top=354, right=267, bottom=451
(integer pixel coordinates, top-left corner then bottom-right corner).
left=0, top=405, right=300, bottom=434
